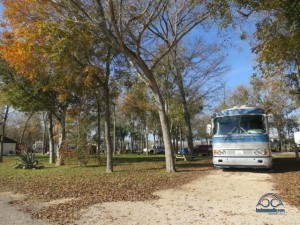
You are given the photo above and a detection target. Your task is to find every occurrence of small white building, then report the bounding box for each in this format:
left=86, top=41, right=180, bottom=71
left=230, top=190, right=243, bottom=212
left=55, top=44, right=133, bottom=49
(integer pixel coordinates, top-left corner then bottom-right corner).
left=0, top=136, right=17, bottom=155
left=32, top=140, right=43, bottom=152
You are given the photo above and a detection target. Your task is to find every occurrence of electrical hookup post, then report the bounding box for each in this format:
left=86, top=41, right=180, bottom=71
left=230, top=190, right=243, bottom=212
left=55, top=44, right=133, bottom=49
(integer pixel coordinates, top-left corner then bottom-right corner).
left=294, top=131, right=300, bottom=160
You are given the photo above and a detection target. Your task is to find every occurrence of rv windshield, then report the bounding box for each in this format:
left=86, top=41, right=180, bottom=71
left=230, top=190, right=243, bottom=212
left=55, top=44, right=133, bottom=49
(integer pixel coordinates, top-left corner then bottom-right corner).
left=213, top=115, right=265, bottom=135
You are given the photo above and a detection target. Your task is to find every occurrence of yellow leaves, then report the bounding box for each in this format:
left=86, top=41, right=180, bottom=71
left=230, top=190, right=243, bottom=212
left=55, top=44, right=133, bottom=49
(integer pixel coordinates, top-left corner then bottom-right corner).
left=2, top=0, right=38, bottom=30
left=0, top=37, right=40, bottom=80
left=84, top=71, right=98, bottom=87
left=57, top=94, right=67, bottom=103
left=84, top=65, right=98, bottom=76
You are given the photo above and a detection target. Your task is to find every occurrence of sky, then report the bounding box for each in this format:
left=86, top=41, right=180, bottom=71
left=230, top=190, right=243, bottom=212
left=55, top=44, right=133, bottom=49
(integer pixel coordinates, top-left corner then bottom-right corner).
left=222, top=34, right=254, bottom=89
left=197, top=25, right=255, bottom=90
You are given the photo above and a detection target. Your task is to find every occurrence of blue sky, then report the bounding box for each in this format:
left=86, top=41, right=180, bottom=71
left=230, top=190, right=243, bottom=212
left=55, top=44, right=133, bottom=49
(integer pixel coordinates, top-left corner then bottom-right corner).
left=225, top=40, right=254, bottom=89
left=196, top=25, right=255, bottom=90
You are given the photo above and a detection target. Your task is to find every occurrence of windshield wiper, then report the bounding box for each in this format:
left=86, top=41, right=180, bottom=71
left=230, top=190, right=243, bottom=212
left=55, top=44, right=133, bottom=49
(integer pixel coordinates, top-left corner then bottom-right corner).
left=224, top=127, right=237, bottom=140
left=228, top=127, right=237, bottom=134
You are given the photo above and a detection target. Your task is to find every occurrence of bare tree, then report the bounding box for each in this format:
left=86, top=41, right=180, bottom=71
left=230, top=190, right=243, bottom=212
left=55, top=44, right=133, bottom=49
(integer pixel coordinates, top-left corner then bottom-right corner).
left=163, top=39, right=228, bottom=153
left=45, top=0, right=229, bottom=172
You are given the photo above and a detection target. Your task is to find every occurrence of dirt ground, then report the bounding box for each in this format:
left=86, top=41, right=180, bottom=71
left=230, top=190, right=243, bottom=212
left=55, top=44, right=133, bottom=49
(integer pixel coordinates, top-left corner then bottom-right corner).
left=77, top=170, right=299, bottom=225
left=1, top=169, right=299, bottom=225
left=0, top=193, right=51, bottom=225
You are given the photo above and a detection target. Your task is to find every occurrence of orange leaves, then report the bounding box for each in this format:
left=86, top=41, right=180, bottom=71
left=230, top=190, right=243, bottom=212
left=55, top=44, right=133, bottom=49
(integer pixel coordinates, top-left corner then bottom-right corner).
left=1, top=39, right=37, bottom=79
left=84, top=65, right=98, bottom=75
left=2, top=0, right=38, bottom=30
left=0, top=1, right=52, bottom=80
left=121, top=82, right=154, bottom=116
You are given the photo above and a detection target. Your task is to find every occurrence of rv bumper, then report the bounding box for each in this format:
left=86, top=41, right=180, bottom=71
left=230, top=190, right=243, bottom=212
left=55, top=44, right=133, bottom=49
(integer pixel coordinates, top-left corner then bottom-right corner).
left=213, top=156, right=272, bottom=169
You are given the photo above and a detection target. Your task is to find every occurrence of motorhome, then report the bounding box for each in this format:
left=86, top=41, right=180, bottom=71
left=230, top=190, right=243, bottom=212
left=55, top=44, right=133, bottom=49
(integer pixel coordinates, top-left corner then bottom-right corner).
left=207, top=106, right=274, bottom=169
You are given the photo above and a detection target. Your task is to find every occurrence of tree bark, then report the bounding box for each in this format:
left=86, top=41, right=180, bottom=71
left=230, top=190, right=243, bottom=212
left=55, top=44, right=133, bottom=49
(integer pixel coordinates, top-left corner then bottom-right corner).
left=127, top=58, right=176, bottom=171
left=48, top=112, right=55, bottom=164
left=113, top=100, right=116, bottom=155
left=42, top=112, right=47, bottom=155
left=104, top=85, right=113, bottom=172
left=151, top=87, right=176, bottom=172
left=19, top=112, right=34, bottom=145
left=56, top=109, right=67, bottom=166
left=0, top=106, right=9, bottom=163
left=97, top=100, right=102, bottom=159
left=171, top=49, right=194, bottom=153
left=102, top=49, right=113, bottom=172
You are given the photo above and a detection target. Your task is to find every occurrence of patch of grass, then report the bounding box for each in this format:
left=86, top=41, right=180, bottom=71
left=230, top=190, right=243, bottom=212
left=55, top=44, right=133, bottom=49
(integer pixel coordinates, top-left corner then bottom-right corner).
left=271, top=158, right=300, bottom=209
left=0, top=154, right=213, bottom=224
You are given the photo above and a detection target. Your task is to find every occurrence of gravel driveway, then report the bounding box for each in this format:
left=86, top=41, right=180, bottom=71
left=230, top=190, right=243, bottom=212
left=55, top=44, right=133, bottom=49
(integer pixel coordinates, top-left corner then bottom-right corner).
left=1, top=169, right=299, bottom=225
left=77, top=170, right=299, bottom=225
left=0, top=193, right=50, bottom=225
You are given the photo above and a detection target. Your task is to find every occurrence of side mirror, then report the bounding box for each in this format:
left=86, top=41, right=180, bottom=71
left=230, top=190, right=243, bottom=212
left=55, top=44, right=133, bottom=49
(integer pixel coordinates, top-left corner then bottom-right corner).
left=267, top=114, right=274, bottom=124
left=206, top=124, right=212, bottom=136
left=269, top=127, right=279, bottom=140
left=294, top=131, right=300, bottom=145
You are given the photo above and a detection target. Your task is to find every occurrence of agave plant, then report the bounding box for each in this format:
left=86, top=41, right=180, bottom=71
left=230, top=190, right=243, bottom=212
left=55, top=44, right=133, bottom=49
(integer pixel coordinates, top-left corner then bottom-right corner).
left=15, top=151, right=44, bottom=169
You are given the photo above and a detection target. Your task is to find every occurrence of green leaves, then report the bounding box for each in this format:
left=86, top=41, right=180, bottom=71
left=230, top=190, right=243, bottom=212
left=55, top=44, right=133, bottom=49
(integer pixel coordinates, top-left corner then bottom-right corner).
left=15, top=151, right=44, bottom=169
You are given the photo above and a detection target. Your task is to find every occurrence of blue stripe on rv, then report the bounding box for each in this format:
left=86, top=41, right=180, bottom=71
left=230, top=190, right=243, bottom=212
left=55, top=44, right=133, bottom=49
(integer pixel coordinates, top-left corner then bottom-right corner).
left=212, top=134, right=269, bottom=143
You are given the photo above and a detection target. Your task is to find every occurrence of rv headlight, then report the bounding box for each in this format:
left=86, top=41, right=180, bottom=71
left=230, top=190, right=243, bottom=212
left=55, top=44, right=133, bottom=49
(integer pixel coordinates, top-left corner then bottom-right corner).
left=217, top=150, right=226, bottom=155
left=254, top=150, right=269, bottom=155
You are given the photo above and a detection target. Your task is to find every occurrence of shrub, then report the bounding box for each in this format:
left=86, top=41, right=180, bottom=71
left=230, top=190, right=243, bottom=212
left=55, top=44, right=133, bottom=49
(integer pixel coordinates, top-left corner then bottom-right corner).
left=15, top=151, right=44, bottom=169
left=76, top=148, right=90, bottom=166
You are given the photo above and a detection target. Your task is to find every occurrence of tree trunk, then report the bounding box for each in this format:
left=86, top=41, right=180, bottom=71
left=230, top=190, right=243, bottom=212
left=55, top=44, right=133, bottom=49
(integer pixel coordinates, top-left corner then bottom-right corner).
left=19, top=112, right=34, bottom=145
left=140, top=126, right=144, bottom=152
left=151, top=89, right=176, bottom=172
left=130, top=118, right=134, bottom=153
left=157, top=108, right=175, bottom=172
left=145, top=125, right=148, bottom=154
left=179, top=125, right=183, bottom=150
left=48, top=113, right=55, bottom=164
left=113, top=100, right=116, bottom=155
left=77, top=113, right=81, bottom=149
left=104, top=85, right=113, bottom=172
left=175, top=125, right=179, bottom=153
left=171, top=49, right=194, bottom=153
left=129, top=59, right=176, bottom=171
left=0, top=106, right=9, bottom=163
left=97, top=100, right=102, bottom=160
left=42, top=112, right=48, bottom=155
left=56, top=109, right=67, bottom=166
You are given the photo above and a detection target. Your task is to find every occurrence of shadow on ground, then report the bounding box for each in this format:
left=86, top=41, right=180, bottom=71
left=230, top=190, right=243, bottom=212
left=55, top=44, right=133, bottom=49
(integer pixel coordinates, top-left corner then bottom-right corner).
left=221, top=157, right=300, bottom=173
left=272, top=157, right=300, bottom=173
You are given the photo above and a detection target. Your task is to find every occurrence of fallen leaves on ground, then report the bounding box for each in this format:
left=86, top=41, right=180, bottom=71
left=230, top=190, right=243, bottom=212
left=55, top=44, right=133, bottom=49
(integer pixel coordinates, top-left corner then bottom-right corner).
left=0, top=155, right=213, bottom=224
left=271, top=158, right=300, bottom=208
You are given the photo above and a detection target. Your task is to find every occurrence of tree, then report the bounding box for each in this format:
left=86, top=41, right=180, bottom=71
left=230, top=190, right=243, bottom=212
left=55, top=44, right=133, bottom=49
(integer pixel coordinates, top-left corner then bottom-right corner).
left=228, top=84, right=251, bottom=107
left=161, top=39, right=227, bottom=153
left=120, top=82, right=154, bottom=153
left=0, top=105, right=10, bottom=162
left=0, top=0, right=97, bottom=166
left=250, top=75, right=298, bottom=149
left=47, top=0, right=231, bottom=172
left=236, top=0, right=300, bottom=103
